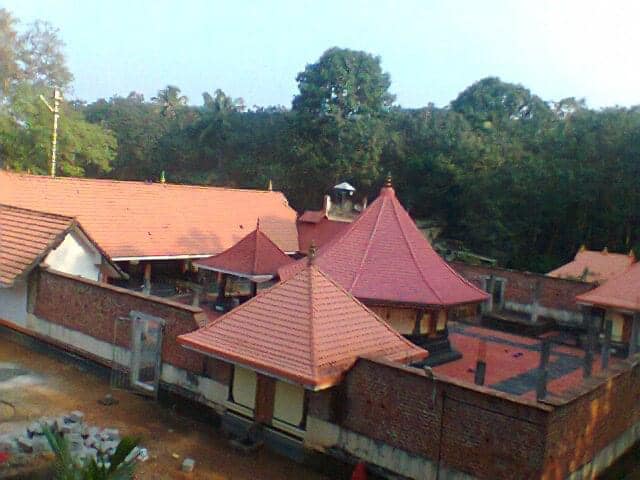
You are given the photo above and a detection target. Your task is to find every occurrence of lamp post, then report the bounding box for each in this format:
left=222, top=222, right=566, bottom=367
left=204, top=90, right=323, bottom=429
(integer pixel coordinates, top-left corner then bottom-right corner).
left=39, top=87, right=61, bottom=177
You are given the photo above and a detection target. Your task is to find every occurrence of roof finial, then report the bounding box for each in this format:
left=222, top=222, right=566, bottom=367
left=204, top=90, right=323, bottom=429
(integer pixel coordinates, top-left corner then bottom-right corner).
left=630, top=248, right=636, bottom=260
left=579, top=244, right=586, bottom=253
left=385, top=172, right=393, bottom=188
left=160, top=170, right=166, bottom=184
left=308, top=240, right=318, bottom=265
left=603, top=246, right=608, bottom=254
left=268, top=179, right=273, bottom=191
left=256, top=217, right=260, bottom=231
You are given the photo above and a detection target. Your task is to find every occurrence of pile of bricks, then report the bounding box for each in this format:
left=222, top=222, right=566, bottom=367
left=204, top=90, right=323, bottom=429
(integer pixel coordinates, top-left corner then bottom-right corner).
left=0, top=410, right=139, bottom=467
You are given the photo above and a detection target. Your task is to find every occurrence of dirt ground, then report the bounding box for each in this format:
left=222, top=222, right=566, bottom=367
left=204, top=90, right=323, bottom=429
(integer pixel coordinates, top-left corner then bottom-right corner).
left=0, top=333, right=329, bottom=480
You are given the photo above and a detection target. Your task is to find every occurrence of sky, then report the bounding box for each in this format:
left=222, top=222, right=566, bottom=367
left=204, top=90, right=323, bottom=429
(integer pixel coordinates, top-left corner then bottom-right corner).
left=4, top=0, right=640, bottom=109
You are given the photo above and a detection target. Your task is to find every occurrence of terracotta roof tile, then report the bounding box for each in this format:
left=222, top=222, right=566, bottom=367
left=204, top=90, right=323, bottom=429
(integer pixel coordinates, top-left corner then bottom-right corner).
left=194, top=222, right=293, bottom=278
left=0, top=171, right=299, bottom=259
left=297, top=217, right=350, bottom=254
left=178, top=261, right=427, bottom=389
left=0, top=204, right=74, bottom=287
left=299, top=210, right=327, bottom=224
left=576, top=262, right=640, bottom=311
left=280, top=184, right=489, bottom=307
left=548, top=248, right=635, bottom=283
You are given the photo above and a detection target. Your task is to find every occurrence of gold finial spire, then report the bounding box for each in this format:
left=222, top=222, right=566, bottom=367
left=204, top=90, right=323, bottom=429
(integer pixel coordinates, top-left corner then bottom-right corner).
left=268, top=179, right=273, bottom=191
left=385, top=172, right=392, bottom=188
left=256, top=217, right=260, bottom=230
left=308, top=240, right=318, bottom=265
left=160, top=170, right=166, bottom=184
left=630, top=249, right=636, bottom=260
left=579, top=244, right=586, bottom=253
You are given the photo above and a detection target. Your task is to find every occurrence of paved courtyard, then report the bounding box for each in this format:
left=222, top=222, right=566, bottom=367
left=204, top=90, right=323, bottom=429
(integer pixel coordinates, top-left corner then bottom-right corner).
left=0, top=331, right=328, bottom=480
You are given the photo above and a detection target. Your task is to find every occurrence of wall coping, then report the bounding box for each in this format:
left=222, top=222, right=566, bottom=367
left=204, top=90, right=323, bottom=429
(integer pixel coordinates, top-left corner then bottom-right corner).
left=450, top=260, right=593, bottom=287
left=40, top=267, right=204, bottom=314
left=355, top=356, right=554, bottom=412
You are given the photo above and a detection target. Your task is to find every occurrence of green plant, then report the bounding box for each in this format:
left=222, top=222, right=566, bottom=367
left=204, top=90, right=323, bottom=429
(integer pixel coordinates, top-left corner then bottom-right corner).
left=42, top=425, right=139, bottom=480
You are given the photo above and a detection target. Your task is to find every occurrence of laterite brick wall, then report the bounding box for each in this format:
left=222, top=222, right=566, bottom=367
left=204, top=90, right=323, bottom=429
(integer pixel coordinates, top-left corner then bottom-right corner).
left=451, top=262, right=593, bottom=313
left=33, top=269, right=206, bottom=372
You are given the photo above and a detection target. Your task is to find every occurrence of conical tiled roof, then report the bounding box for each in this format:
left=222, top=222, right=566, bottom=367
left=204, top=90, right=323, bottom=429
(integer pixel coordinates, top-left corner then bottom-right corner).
left=279, top=182, right=489, bottom=307
left=194, top=221, right=293, bottom=279
left=178, top=261, right=427, bottom=389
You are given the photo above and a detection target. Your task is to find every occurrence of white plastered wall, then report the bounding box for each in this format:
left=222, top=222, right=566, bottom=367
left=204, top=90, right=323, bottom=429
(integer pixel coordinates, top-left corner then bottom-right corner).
left=0, top=280, right=28, bottom=326
left=45, top=230, right=101, bottom=281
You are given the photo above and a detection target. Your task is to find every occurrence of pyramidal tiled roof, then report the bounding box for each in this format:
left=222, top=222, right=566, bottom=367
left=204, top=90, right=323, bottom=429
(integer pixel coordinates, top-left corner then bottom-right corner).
left=576, top=262, right=640, bottom=312
left=0, top=171, right=299, bottom=259
left=279, top=182, right=489, bottom=307
left=178, top=261, right=427, bottom=389
left=548, top=247, right=635, bottom=283
left=194, top=221, right=293, bottom=278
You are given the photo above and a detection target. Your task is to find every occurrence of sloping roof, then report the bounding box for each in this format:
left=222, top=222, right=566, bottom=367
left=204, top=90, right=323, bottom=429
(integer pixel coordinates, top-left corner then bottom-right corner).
left=576, top=262, right=640, bottom=312
left=297, top=216, right=351, bottom=254
left=178, top=261, right=427, bottom=389
left=548, top=248, right=635, bottom=283
left=279, top=182, right=489, bottom=308
left=299, top=210, right=327, bottom=224
left=0, top=171, right=299, bottom=259
left=0, top=204, right=124, bottom=287
left=0, top=205, right=74, bottom=287
left=194, top=221, right=293, bottom=279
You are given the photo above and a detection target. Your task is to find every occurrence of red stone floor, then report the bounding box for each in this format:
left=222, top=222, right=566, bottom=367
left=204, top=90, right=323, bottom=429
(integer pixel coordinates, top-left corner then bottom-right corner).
left=434, top=322, right=617, bottom=400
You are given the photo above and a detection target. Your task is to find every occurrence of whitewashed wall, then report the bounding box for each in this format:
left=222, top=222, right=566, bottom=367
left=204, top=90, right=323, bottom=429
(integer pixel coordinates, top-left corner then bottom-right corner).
left=45, top=230, right=101, bottom=281
left=0, top=280, right=28, bottom=326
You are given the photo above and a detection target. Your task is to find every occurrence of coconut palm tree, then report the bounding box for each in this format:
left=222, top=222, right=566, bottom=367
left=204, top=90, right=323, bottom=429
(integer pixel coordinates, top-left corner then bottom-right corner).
left=151, top=85, right=187, bottom=118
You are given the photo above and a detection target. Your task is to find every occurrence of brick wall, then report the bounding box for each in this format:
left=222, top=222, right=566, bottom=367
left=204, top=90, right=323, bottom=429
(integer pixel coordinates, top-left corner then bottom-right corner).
left=33, top=269, right=206, bottom=372
left=543, top=359, right=640, bottom=478
left=330, top=356, right=640, bottom=479
left=451, top=261, right=593, bottom=314
left=338, top=358, right=550, bottom=479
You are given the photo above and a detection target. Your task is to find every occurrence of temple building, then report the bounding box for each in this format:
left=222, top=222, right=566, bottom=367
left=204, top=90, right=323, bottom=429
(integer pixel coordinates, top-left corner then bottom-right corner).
left=279, top=178, right=488, bottom=364
left=548, top=246, right=635, bottom=283
left=193, top=221, right=294, bottom=312
left=576, top=262, right=640, bottom=356
left=178, top=256, right=426, bottom=436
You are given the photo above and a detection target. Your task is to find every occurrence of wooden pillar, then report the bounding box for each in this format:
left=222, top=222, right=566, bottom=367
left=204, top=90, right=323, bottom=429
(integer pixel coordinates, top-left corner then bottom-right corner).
left=583, top=307, right=595, bottom=378
left=216, top=273, right=227, bottom=308
left=629, top=313, right=640, bottom=356
left=254, top=374, right=276, bottom=425
left=142, top=262, right=152, bottom=295
left=601, top=319, right=612, bottom=369
left=413, top=309, right=424, bottom=336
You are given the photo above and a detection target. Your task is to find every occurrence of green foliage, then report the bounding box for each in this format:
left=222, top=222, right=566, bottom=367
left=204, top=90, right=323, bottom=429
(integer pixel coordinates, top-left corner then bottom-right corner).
left=0, top=83, right=116, bottom=175
left=1, top=10, right=639, bottom=272
left=43, top=425, right=139, bottom=480
left=292, top=47, right=395, bottom=118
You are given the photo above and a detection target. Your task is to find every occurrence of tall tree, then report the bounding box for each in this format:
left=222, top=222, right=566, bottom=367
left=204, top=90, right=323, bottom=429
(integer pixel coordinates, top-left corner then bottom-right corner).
left=292, top=47, right=395, bottom=118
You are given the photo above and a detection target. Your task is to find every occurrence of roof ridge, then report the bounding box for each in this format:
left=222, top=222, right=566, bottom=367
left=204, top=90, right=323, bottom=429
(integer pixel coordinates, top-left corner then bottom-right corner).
left=0, top=203, right=75, bottom=223
left=349, top=194, right=387, bottom=293
left=308, top=266, right=319, bottom=380
left=390, top=195, right=444, bottom=304
left=0, top=171, right=285, bottom=195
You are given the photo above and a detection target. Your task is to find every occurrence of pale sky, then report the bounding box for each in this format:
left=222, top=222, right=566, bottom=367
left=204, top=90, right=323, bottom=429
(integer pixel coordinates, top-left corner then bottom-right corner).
left=5, top=0, right=640, bottom=109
